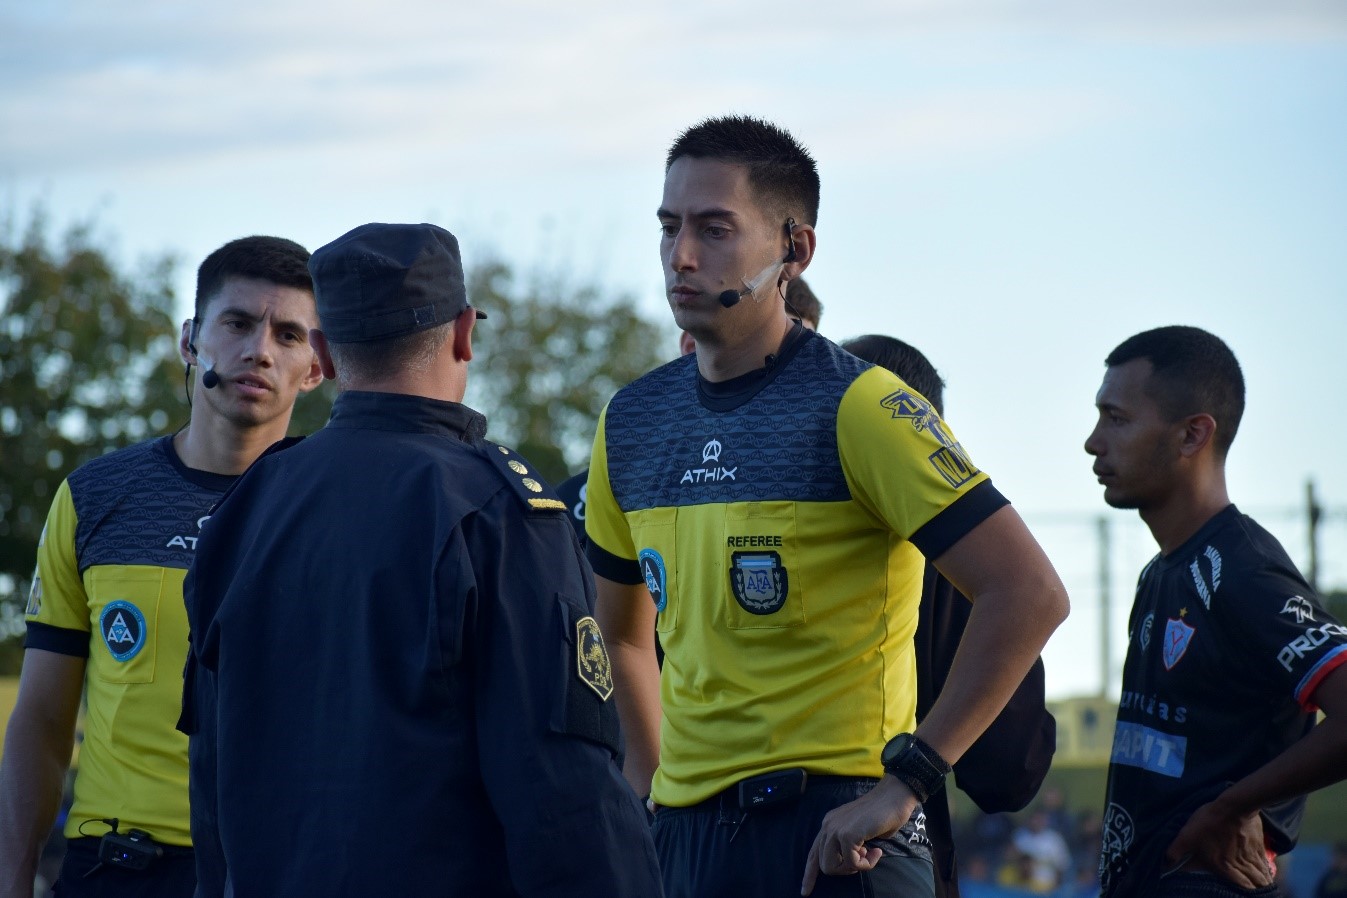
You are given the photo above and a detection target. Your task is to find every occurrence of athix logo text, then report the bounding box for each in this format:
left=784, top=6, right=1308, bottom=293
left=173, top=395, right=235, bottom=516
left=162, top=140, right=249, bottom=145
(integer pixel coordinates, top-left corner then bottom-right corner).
left=681, top=439, right=737, bottom=484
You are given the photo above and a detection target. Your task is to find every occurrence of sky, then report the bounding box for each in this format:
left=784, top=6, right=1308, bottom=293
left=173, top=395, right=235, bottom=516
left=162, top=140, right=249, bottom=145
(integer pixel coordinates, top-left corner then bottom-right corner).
left=3, top=0, right=1345, bottom=699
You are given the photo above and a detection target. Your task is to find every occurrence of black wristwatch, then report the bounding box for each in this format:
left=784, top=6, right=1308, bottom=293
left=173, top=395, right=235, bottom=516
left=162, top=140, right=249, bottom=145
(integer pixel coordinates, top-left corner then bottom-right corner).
left=880, top=733, right=951, bottom=804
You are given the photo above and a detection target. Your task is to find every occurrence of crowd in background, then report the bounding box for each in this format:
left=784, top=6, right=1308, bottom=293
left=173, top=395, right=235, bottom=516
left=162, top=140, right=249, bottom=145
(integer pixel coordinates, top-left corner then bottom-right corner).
left=953, top=788, right=1347, bottom=898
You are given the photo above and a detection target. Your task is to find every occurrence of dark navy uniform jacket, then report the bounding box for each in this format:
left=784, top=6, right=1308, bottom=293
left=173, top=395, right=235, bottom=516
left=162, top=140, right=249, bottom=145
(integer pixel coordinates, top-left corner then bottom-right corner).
left=180, top=391, right=661, bottom=897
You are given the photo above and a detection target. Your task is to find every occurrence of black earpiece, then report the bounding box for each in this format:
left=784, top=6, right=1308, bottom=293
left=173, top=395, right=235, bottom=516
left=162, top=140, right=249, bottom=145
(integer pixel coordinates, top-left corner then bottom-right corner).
left=783, top=218, right=797, bottom=263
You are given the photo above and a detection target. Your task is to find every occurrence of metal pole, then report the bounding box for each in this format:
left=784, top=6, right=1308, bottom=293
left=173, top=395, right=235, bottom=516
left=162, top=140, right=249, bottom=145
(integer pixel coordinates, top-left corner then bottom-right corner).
left=1307, top=479, right=1322, bottom=593
left=1099, top=515, right=1111, bottom=698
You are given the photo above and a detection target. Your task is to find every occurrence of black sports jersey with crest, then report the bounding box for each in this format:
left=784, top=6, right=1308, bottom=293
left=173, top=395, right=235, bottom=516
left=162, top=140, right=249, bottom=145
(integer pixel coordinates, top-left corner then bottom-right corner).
left=1099, top=505, right=1347, bottom=896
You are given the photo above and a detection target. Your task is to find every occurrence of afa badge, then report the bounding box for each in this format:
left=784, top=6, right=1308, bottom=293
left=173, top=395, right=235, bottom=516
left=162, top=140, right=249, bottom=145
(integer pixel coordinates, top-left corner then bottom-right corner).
left=730, top=551, right=789, bottom=615
left=1162, top=612, right=1195, bottom=671
left=638, top=548, right=667, bottom=612
left=575, top=616, right=614, bottom=701
left=100, top=600, right=146, bottom=662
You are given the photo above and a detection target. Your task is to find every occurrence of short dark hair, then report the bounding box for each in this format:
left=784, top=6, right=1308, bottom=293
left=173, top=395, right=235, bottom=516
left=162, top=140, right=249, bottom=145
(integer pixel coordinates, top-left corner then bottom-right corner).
left=784, top=278, right=822, bottom=329
left=1105, top=325, right=1245, bottom=457
left=666, top=115, right=820, bottom=226
left=195, top=236, right=313, bottom=319
left=326, top=321, right=453, bottom=386
left=843, top=334, right=945, bottom=416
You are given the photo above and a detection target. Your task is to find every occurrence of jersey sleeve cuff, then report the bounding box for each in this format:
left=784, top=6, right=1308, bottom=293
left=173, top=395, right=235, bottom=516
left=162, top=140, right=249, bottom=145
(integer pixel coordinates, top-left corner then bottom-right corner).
left=25, top=621, right=91, bottom=658
left=586, top=541, right=643, bottom=585
left=909, top=480, right=1010, bottom=560
left=1296, top=645, right=1347, bottom=713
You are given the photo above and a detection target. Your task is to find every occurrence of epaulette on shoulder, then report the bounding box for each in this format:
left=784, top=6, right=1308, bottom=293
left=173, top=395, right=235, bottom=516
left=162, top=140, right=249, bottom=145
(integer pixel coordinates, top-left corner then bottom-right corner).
left=483, top=442, right=569, bottom=513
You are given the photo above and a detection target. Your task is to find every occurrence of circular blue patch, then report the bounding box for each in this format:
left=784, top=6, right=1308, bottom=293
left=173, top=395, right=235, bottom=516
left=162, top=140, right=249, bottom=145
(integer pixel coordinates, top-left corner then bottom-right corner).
left=100, top=600, right=146, bottom=662
left=638, top=548, right=668, bottom=613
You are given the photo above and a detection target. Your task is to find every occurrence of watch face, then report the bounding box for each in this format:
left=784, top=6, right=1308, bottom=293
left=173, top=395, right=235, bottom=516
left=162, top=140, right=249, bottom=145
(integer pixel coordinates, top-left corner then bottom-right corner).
left=881, top=733, right=914, bottom=767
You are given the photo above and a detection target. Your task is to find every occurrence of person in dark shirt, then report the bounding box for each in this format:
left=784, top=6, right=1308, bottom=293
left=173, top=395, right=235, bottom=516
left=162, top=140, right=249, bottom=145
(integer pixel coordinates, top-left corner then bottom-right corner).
left=842, top=334, right=1056, bottom=898
left=180, top=222, right=661, bottom=897
left=1085, top=325, right=1347, bottom=898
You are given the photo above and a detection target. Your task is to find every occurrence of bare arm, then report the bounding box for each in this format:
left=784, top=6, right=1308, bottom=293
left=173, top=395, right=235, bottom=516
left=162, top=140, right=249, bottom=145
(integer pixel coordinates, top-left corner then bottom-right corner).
left=594, top=575, right=662, bottom=797
left=1166, top=663, right=1347, bottom=889
left=803, top=506, right=1068, bottom=894
left=0, top=649, right=85, bottom=898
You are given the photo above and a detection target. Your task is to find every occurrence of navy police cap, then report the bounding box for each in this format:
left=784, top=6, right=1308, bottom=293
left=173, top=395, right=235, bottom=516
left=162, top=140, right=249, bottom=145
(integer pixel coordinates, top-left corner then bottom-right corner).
left=309, top=222, right=486, bottom=344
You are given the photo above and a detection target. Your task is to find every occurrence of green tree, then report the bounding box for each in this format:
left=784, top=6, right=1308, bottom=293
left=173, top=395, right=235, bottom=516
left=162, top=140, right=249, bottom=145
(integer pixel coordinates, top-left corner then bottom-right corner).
left=0, top=213, right=191, bottom=669
left=465, top=258, right=672, bottom=484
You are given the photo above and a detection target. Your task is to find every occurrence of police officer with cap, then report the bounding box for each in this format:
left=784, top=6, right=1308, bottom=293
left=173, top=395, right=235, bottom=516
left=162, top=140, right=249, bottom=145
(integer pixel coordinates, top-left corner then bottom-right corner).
left=181, top=222, right=662, bottom=896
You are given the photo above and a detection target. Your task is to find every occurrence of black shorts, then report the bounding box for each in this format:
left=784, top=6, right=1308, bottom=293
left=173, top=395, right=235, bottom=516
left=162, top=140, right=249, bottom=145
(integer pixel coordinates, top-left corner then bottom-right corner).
left=53, top=837, right=195, bottom=898
left=653, top=775, right=934, bottom=898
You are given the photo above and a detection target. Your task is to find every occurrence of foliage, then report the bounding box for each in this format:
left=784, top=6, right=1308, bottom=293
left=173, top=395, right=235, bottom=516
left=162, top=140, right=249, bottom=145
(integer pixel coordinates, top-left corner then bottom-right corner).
left=0, top=217, right=668, bottom=670
left=464, top=258, right=673, bottom=484
left=0, top=212, right=189, bottom=663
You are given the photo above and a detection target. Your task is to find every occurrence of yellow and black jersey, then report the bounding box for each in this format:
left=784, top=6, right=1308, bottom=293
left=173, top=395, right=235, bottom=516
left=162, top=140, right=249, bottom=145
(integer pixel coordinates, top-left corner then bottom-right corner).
left=585, top=329, right=1008, bottom=807
left=25, top=436, right=234, bottom=846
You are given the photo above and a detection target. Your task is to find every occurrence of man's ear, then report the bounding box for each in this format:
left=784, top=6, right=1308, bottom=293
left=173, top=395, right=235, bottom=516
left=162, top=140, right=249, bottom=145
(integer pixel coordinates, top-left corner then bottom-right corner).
left=452, top=307, right=476, bottom=363
left=309, top=329, right=338, bottom=381
left=179, top=320, right=197, bottom=365
left=781, top=222, right=816, bottom=281
left=1178, top=413, right=1218, bottom=459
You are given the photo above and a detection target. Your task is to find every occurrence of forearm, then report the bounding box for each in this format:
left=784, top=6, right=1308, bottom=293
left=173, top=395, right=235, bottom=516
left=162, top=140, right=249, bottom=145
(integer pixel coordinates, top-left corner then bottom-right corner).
left=0, top=715, right=75, bottom=895
left=608, top=639, right=662, bottom=795
left=1217, top=713, right=1347, bottom=819
left=916, top=577, right=1068, bottom=766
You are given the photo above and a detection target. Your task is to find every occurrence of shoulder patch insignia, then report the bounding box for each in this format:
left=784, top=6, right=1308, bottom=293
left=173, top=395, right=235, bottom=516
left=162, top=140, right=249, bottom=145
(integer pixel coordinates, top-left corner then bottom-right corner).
left=100, top=600, right=147, bottom=662
left=484, top=442, right=566, bottom=512
left=638, top=548, right=667, bottom=612
left=26, top=571, right=43, bottom=616
left=575, top=616, right=614, bottom=700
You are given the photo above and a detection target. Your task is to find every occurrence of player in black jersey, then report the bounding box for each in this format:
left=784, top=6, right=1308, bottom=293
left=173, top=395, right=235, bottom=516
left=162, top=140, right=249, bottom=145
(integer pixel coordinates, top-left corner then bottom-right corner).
left=1085, top=326, right=1347, bottom=898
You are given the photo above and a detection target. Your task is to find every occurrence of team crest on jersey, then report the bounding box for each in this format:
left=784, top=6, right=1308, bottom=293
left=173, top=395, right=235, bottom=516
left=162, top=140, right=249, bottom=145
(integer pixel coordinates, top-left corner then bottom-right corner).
left=638, top=548, right=667, bottom=612
left=1281, top=596, right=1315, bottom=624
left=100, top=600, right=147, bottom=662
left=1139, top=613, right=1154, bottom=652
left=1188, top=545, right=1222, bottom=609
left=574, top=616, right=614, bottom=701
left=1162, top=612, right=1195, bottom=671
left=730, top=551, right=789, bottom=615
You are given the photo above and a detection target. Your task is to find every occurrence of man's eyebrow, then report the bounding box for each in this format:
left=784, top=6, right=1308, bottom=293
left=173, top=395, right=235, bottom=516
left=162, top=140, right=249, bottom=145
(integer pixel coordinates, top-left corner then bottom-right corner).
left=213, top=306, right=262, bottom=323
left=656, top=207, right=740, bottom=220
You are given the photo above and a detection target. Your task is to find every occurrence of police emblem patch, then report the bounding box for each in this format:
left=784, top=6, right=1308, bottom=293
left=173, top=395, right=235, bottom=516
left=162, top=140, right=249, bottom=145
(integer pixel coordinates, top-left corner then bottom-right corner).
left=638, top=548, right=667, bottom=612
left=575, top=616, right=614, bottom=700
left=100, top=600, right=147, bottom=662
left=1162, top=613, right=1195, bottom=671
left=730, top=551, right=789, bottom=615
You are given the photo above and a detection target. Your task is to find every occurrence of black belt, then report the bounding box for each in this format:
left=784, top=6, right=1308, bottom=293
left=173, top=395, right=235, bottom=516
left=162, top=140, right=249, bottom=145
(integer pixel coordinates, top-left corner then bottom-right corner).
left=68, top=835, right=196, bottom=858
left=681, top=771, right=881, bottom=814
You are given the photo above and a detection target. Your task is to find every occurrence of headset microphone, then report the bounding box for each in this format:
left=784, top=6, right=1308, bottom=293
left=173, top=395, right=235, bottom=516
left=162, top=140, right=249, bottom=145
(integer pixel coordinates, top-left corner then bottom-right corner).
left=188, top=325, right=220, bottom=389
left=719, top=218, right=799, bottom=309
left=718, top=288, right=744, bottom=309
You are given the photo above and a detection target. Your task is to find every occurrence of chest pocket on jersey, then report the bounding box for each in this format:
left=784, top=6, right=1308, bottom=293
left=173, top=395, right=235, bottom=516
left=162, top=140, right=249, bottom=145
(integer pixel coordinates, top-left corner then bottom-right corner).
left=87, top=567, right=169, bottom=684
left=723, top=503, right=803, bottom=630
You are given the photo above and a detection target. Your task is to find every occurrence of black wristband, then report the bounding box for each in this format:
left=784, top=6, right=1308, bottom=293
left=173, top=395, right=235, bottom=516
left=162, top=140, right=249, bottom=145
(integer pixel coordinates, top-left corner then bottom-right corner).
left=880, top=733, right=950, bottom=804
